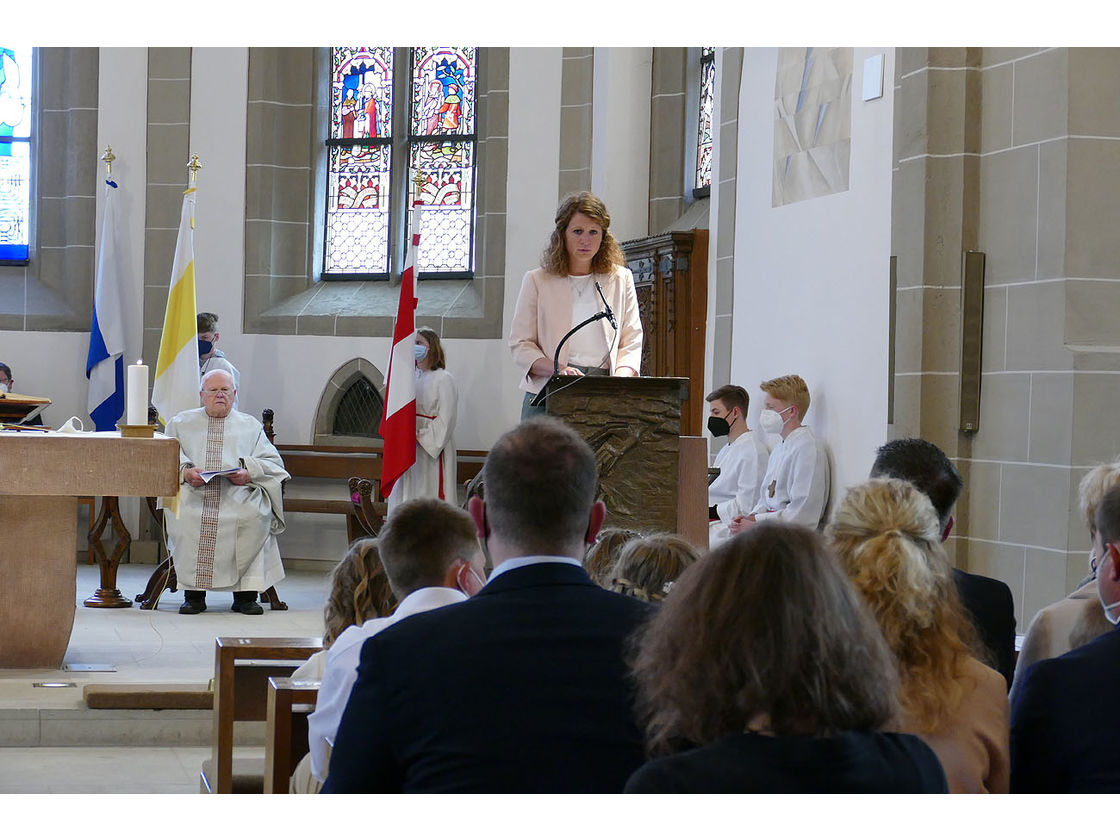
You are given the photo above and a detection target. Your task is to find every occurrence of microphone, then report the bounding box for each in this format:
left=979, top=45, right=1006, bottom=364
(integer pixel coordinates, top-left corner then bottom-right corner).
left=594, top=281, right=617, bottom=329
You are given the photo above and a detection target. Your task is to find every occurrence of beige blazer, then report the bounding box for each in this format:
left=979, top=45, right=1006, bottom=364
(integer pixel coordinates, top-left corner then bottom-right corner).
left=903, top=656, right=1010, bottom=794
left=1009, top=579, right=1112, bottom=704
left=509, top=266, right=644, bottom=394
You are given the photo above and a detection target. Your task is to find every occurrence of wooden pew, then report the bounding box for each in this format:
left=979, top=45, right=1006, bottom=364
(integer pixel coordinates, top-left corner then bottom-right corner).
left=262, top=407, right=488, bottom=518
left=264, top=676, right=320, bottom=794
left=202, top=636, right=322, bottom=794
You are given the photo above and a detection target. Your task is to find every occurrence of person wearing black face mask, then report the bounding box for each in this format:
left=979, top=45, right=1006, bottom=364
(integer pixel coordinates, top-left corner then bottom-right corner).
left=705, top=385, right=770, bottom=548
left=197, top=311, right=240, bottom=408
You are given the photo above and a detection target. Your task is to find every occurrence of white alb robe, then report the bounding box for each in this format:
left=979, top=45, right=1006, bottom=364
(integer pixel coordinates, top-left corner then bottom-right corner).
left=387, top=367, right=458, bottom=511
left=162, top=407, right=290, bottom=591
left=708, top=429, right=771, bottom=546
left=749, top=424, right=830, bottom=529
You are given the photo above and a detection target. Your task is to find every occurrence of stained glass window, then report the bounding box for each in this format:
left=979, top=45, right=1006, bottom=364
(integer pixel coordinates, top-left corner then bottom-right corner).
left=324, top=47, right=477, bottom=281
left=325, top=47, right=395, bottom=275
left=0, top=47, right=32, bottom=263
left=695, top=47, right=714, bottom=195
left=409, top=47, right=476, bottom=275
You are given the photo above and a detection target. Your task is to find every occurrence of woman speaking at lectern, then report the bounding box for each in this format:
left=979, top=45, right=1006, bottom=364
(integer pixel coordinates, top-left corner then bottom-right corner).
left=509, top=192, right=643, bottom=420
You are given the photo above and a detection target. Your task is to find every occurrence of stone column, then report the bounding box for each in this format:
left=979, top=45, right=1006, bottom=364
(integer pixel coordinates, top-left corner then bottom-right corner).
left=892, top=47, right=1120, bottom=628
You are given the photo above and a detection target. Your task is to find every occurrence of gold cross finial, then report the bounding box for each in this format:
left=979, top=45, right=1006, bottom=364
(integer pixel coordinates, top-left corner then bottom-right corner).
left=413, top=168, right=425, bottom=193
left=101, top=146, right=115, bottom=177
left=188, top=154, right=202, bottom=183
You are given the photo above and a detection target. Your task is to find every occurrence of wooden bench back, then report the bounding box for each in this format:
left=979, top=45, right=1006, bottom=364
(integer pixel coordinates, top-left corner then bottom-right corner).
left=264, top=677, right=320, bottom=794
left=206, top=637, right=322, bottom=795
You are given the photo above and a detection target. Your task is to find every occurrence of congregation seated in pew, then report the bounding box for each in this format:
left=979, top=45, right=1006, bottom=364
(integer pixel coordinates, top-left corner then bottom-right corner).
left=624, top=523, right=948, bottom=793
left=287, top=536, right=397, bottom=794
left=304, top=498, right=485, bottom=790
left=322, top=417, right=653, bottom=793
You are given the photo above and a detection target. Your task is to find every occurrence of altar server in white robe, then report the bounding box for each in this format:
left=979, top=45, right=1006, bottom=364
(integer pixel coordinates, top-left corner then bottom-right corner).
left=705, top=384, right=770, bottom=547
left=387, top=327, right=458, bottom=511
left=729, top=374, right=830, bottom=533
left=163, top=369, right=290, bottom=615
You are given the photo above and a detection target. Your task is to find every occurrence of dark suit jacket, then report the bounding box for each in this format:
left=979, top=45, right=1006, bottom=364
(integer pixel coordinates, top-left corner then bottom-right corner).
left=321, top=561, right=653, bottom=793
left=624, top=730, right=948, bottom=793
left=953, top=568, right=1016, bottom=688
left=1011, top=624, right=1120, bottom=792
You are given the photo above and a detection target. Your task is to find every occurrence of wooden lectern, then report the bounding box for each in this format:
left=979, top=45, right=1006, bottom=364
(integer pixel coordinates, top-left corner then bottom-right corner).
left=0, top=432, right=179, bottom=668
left=540, top=375, right=708, bottom=544
left=0, top=392, right=51, bottom=426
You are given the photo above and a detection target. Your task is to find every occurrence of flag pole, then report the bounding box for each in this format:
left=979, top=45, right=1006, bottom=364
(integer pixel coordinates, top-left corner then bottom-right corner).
left=188, top=153, right=202, bottom=184
left=101, top=145, right=115, bottom=178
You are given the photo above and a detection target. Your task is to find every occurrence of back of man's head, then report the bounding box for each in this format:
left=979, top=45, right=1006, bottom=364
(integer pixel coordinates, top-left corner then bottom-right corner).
left=483, top=417, right=598, bottom=554
left=1096, top=485, right=1120, bottom=547
left=377, top=498, right=479, bottom=600
left=870, top=438, right=962, bottom=530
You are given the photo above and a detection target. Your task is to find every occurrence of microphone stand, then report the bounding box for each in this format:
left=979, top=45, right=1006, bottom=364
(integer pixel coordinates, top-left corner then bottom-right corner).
left=528, top=310, right=613, bottom=408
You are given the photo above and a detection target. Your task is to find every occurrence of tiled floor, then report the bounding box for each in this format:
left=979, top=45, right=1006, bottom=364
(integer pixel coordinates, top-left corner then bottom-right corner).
left=0, top=562, right=330, bottom=793
left=0, top=746, right=211, bottom=793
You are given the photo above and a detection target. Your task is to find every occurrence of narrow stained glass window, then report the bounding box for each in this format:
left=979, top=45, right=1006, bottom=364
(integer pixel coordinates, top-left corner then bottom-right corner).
left=0, top=47, right=32, bottom=263
left=695, top=47, right=714, bottom=194
left=324, top=47, right=394, bottom=275
left=324, top=46, right=477, bottom=281
left=409, top=47, right=476, bottom=275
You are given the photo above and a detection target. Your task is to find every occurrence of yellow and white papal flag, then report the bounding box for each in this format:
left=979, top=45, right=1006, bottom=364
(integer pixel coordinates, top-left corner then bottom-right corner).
left=151, top=187, right=201, bottom=425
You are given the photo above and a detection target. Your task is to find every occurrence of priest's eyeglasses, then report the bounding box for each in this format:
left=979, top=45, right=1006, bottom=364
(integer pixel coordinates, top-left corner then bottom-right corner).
left=203, top=387, right=234, bottom=394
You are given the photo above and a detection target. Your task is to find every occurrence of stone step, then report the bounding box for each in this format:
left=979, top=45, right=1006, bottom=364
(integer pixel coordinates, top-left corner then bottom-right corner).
left=0, top=706, right=267, bottom=747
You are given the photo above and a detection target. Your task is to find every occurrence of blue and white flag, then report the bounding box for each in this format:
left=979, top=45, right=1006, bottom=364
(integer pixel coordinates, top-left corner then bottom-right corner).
left=86, top=178, right=126, bottom=431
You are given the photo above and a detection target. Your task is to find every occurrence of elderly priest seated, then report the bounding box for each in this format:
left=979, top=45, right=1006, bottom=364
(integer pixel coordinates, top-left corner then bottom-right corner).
left=163, top=370, right=290, bottom=615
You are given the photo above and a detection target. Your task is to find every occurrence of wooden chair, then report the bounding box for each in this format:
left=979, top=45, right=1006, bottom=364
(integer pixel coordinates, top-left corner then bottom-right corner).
left=264, top=676, right=320, bottom=794
left=202, top=636, right=322, bottom=794
left=137, top=500, right=288, bottom=611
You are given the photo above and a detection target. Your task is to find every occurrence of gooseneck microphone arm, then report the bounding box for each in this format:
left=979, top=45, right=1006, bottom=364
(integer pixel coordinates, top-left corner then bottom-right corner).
left=552, top=311, right=612, bottom=376
left=594, top=281, right=617, bottom=329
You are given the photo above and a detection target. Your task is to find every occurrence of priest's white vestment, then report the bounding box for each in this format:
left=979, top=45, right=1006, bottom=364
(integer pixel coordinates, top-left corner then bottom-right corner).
left=163, top=407, right=290, bottom=591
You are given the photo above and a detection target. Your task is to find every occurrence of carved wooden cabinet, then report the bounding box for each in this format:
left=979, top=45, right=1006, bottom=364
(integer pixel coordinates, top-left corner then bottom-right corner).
left=622, top=230, right=708, bottom=437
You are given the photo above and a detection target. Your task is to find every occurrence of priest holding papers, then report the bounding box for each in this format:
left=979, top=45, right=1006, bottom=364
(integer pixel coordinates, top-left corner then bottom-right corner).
left=162, top=369, right=290, bottom=615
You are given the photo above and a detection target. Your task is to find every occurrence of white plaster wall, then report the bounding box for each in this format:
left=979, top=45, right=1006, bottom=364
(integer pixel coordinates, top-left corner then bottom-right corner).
left=731, top=48, right=896, bottom=511
left=590, top=48, right=652, bottom=242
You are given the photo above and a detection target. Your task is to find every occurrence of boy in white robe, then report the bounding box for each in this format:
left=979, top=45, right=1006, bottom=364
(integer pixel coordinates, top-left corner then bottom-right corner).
left=705, top=384, right=770, bottom=547
left=729, top=374, right=830, bottom=533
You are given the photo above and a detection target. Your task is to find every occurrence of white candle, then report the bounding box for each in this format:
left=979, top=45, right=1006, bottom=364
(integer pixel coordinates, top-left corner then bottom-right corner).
left=126, top=360, right=148, bottom=426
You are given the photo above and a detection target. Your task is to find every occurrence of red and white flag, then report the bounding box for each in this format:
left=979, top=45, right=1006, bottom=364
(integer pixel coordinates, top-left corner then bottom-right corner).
left=379, top=199, right=422, bottom=498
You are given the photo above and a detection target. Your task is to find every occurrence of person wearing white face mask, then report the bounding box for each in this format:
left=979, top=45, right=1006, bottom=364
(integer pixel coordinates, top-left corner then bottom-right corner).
left=0, top=362, right=13, bottom=394
left=1009, top=461, right=1120, bottom=704
left=386, top=326, right=458, bottom=513
left=728, top=374, right=830, bottom=533
left=705, top=384, right=770, bottom=548
left=1010, top=483, right=1120, bottom=792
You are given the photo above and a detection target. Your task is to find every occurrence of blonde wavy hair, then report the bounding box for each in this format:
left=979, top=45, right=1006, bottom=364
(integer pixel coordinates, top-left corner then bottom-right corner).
left=827, top=478, right=979, bottom=733
left=322, top=538, right=397, bottom=648
left=540, top=192, right=626, bottom=276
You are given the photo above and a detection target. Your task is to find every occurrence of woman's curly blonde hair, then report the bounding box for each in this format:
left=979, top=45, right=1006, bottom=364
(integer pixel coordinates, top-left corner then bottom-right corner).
left=540, top=192, right=626, bottom=276
left=827, top=477, right=980, bottom=733
left=322, top=538, right=397, bottom=648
